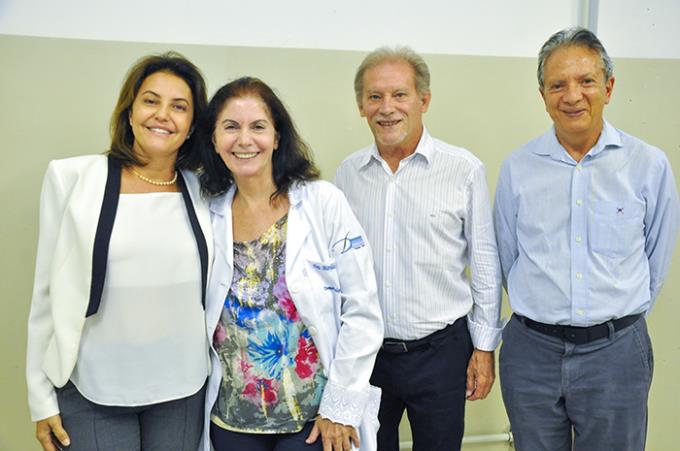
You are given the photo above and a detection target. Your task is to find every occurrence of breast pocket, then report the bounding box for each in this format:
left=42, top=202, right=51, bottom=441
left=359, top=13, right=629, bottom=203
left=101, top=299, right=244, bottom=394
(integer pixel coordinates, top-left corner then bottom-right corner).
left=419, top=207, right=463, bottom=258
left=589, top=201, right=645, bottom=258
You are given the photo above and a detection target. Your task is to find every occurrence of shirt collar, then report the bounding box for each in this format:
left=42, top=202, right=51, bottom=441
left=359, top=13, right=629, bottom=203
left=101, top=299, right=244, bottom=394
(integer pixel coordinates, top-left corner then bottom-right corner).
left=589, top=120, right=623, bottom=157
left=535, top=119, right=623, bottom=161
left=287, top=182, right=304, bottom=207
left=359, top=127, right=432, bottom=169
left=209, top=185, right=235, bottom=217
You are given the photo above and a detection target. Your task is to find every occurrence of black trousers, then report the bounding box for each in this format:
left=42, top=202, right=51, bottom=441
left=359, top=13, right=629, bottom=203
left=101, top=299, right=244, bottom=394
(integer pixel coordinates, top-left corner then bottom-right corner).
left=370, top=318, right=473, bottom=451
left=210, top=421, right=322, bottom=451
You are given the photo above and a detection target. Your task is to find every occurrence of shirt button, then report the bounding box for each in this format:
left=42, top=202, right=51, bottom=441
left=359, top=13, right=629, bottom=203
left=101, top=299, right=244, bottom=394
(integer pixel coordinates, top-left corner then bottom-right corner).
left=575, top=236, right=582, bottom=243
left=308, top=326, right=318, bottom=336
left=576, top=165, right=582, bottom=171
left=575, top=272, right=583, bottom=280
left=385, top=282, right=392, bottom=288
left=576, top=309, right=584, bottom=316
left=290, top=285, right=300, bottom=294
left=386, top=247, right=392, bottom=252
left=576, top=200, right=583, bottom=206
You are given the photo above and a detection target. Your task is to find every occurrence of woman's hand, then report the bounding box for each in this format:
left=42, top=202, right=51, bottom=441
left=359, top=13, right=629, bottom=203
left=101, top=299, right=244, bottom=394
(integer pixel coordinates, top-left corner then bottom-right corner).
left=36, top=415, right=70, bottom=451
left=306, top=416, right=360, bottom=451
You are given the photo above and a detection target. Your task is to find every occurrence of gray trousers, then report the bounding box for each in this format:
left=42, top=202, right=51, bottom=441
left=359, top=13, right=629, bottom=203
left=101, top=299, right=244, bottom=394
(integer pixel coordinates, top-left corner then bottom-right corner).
left=500, top=314, right=652, bottom=451
left=56, top=381, right=205, bottom=451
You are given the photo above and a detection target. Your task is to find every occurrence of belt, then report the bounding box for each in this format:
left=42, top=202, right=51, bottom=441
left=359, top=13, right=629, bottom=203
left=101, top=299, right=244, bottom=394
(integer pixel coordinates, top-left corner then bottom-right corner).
left=516, top=314, right=641, bottom=345
left=381, top=318, right=464, bottom=354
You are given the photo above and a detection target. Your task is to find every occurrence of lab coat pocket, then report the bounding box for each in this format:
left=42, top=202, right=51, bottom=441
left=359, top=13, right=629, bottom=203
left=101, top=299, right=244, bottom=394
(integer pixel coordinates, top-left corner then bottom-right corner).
left=589, top=200, right=645, bottom=258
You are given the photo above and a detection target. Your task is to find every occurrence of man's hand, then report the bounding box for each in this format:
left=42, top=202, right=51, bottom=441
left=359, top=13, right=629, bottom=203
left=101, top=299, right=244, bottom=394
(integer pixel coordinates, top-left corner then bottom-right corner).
left=306, top=416, right=360, bottom=451
left=466, top=349, right=495, bottom=401
left=36, top=414, right=70, bottom=451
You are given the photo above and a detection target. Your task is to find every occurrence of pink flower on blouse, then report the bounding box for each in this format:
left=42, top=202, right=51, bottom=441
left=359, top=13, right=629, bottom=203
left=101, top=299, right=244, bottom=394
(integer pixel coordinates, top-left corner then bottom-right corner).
left=295, top=336, right=319, bottom=379
left=239, top=358, right=252, bottom=376
left=273, top=273, right=299, bottom=321
left=243, top=377, right=279, bottom=406
left=213, top=320, right=227, bottom=346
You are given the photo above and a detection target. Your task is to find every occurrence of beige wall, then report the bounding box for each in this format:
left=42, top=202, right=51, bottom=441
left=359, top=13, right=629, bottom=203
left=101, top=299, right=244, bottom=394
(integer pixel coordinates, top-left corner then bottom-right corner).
left=1, top=35, right=678, bottom=451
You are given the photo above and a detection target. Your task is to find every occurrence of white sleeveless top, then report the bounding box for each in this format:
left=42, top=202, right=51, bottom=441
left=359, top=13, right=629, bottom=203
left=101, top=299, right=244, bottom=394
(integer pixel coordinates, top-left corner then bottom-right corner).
left=71, top=193, right=210, bottom=406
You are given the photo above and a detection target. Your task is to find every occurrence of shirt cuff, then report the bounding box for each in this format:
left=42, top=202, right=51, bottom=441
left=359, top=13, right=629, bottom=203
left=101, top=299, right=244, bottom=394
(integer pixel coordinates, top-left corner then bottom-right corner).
left=467, top=316, right=503, bottom=351
left=318, top=380, right=369, bottom=428
left=29, top=386, right=59, bottom=422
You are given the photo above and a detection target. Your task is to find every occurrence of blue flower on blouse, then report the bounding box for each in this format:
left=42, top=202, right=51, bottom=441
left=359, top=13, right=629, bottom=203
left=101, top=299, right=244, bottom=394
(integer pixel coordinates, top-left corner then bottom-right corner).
left=224, top=293, right=258, bottom=329
left=248, top=314, right=298, bottom=379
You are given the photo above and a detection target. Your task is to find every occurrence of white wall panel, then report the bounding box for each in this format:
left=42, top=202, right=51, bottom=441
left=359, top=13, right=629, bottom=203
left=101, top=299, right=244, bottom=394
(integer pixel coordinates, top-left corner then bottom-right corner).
left=0, top=1, right=678, bottom=58
left=0, top=0, right=576, bottom=57
left=598, top=0, right=680, bottom=59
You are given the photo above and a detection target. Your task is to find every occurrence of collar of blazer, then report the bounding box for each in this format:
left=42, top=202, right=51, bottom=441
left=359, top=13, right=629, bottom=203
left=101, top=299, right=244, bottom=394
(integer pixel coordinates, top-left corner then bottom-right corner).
left=86, top=155, right=209, bottom=316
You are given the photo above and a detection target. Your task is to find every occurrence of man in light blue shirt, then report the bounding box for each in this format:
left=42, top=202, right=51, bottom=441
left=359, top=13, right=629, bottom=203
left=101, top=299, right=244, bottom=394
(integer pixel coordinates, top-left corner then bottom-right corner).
left=494, top=27, right=680, bottom=451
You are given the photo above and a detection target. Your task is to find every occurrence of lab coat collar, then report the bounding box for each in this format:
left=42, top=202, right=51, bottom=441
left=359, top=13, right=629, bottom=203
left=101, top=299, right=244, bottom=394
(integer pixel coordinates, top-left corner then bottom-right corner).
left=208, top=182, right=311, bottom=271
left=285, top=183, right=311, bottom=269
left=209, top=186, right=235, bottom=271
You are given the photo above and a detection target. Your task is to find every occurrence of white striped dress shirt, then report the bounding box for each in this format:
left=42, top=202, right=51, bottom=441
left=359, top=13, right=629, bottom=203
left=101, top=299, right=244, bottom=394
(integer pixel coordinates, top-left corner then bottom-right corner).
left=335, top=129, right=502, bottom=350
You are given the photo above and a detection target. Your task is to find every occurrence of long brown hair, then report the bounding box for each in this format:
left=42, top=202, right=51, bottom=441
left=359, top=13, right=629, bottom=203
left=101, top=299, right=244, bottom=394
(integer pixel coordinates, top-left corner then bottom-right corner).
left=108, top=51, right=208, bottom=169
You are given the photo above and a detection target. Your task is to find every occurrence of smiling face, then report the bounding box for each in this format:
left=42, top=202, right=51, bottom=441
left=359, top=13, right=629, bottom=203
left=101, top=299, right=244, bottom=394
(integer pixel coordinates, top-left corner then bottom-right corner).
left=541, top=45, right=614, bottom=148
left=212, top=95, right=279, bottom=185
left=129, top=71, right=193, bottom=162
left=359, top=60, right=431, bottom=156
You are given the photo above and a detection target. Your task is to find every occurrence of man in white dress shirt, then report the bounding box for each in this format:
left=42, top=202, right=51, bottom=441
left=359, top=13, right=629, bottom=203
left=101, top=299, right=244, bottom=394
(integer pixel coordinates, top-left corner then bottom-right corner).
left=335, top=46, right=502, bottom=451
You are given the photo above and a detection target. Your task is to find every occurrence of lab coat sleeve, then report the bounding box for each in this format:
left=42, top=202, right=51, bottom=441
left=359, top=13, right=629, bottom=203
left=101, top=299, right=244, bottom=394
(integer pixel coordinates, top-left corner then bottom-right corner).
left=316, top=184, right=384, bottom=428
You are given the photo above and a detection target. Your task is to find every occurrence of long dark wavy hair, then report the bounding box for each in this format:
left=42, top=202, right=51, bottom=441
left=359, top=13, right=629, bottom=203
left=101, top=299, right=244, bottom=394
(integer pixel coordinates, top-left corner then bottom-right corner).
left=198, top=77, right=319, bottom=198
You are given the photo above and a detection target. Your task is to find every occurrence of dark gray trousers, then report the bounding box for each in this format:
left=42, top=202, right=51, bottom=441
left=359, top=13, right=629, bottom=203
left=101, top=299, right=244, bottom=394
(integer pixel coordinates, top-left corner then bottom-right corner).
left=56, top=381, right=205, bottom=451
left=500, top=314, right=652, bottom=451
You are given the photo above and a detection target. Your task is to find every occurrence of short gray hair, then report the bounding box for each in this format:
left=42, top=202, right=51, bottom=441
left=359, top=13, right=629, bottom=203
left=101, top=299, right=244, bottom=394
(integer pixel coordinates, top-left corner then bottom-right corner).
left=354, top=46, right=431, bottom=104
left=537, top=27, right=614, bottom=90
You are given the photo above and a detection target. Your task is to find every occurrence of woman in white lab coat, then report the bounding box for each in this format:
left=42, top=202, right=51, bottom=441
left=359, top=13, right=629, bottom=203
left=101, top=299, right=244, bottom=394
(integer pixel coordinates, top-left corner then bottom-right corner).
left=196, top=77, right=383, bottom=451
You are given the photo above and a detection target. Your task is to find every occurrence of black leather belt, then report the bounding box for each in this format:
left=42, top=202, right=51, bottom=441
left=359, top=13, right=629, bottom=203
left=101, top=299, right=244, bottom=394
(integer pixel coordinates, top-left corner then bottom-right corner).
left=516, top=314, right=641, bottom=345
left=381, top=318, right=464, bottom=354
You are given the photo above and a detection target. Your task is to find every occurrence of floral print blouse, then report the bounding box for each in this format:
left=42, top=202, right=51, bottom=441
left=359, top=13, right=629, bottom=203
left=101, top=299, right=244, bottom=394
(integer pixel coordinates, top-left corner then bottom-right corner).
left=211, top=215, right=327, bottom=433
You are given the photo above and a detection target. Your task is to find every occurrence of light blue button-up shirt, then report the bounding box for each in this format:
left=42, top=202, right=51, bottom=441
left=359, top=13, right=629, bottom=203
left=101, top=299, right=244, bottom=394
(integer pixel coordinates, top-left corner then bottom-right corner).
left=494, top=121, right=680, bottom=326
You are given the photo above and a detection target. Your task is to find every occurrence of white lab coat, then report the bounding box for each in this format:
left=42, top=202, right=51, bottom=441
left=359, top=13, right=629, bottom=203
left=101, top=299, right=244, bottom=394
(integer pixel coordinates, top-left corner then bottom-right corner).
left=200, top=180, right=383, bottom=451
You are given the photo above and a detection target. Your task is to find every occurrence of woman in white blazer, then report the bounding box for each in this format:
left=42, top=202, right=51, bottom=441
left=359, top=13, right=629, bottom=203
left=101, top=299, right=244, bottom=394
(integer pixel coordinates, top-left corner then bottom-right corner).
left=196, top=77, right=383, bottom=451
left=26, top=53, right=213, bottom=451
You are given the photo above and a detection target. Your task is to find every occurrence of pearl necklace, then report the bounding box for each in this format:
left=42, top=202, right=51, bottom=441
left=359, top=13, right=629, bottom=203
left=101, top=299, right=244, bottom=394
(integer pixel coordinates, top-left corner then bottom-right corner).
left=131, top=168, right=178, bottom=186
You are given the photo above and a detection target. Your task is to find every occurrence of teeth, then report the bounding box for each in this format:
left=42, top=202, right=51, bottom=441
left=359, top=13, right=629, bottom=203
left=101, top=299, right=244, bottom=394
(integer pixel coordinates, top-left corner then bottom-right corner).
left=148, top=127, right=171, bottom=134
left=234, top=152, right=257, bottom=159
left=379, top=120, right=399, bottom=126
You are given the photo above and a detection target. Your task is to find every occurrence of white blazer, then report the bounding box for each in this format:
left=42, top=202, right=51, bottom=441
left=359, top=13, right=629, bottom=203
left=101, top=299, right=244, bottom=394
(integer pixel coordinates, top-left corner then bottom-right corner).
left=200, top=180, right=383, bottom=451
left=26, top=154, right=213, bottom=421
